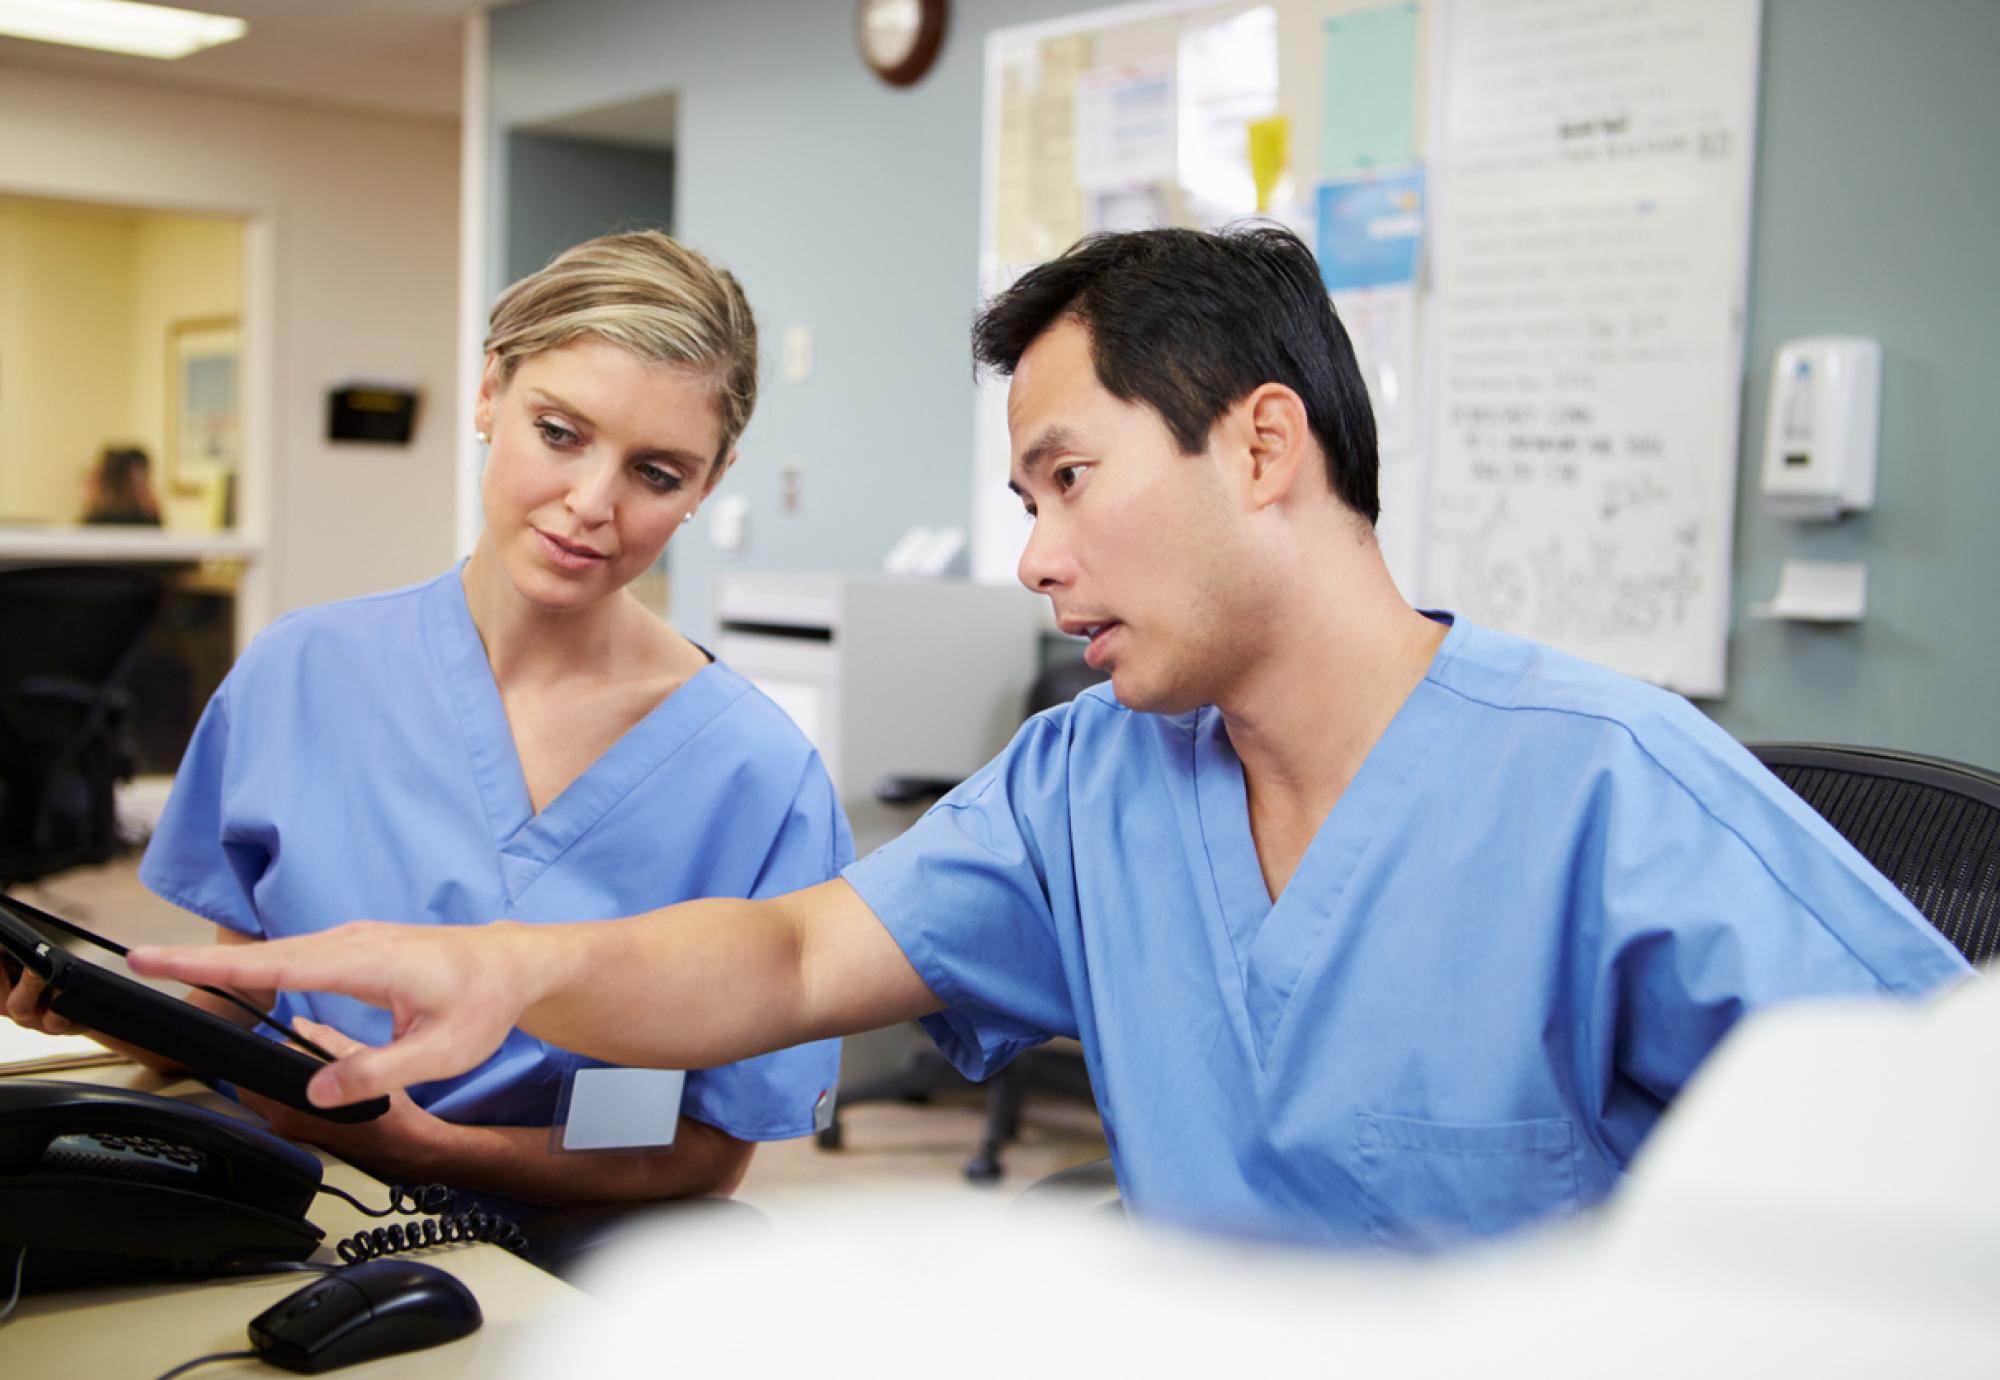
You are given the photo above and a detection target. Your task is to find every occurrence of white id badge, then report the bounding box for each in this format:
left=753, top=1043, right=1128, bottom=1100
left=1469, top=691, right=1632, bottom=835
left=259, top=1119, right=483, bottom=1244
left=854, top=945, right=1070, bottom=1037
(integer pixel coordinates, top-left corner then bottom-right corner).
left=553, top=1066, right=686, bottom=1152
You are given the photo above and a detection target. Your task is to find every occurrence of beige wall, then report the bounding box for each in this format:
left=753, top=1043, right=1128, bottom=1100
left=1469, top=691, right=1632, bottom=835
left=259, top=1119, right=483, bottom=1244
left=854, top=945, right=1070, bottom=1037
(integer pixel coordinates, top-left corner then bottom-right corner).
left=0, top=64, right=459, bottom=627
left=0, top=198, right=240, bottom=529
left=129, top=213, right=242, bottom=530
left=0, top=201, right=140, bottom=522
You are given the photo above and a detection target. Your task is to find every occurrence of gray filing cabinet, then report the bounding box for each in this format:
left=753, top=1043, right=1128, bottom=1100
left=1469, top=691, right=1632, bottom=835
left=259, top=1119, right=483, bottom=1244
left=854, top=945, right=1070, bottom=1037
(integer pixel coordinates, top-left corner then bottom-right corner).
left=710, top=573, right=1043, bottom=812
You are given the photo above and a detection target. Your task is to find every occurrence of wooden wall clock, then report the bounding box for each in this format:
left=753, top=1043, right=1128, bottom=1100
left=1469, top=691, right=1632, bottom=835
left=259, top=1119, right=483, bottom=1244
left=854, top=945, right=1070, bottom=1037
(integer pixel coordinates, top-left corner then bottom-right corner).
left=857, top=0, right=947, bottom=87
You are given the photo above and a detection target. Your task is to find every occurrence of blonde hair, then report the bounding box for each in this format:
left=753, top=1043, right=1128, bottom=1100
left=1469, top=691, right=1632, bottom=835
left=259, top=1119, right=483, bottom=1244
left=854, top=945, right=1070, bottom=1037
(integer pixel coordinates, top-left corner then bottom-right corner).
left=483, top=230, right=758, bottom=462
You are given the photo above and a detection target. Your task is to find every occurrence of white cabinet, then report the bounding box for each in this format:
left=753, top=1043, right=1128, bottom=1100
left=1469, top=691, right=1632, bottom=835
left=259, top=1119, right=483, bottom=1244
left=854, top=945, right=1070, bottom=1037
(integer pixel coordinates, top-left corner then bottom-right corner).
left=711, top=574, right=1042, bottom=807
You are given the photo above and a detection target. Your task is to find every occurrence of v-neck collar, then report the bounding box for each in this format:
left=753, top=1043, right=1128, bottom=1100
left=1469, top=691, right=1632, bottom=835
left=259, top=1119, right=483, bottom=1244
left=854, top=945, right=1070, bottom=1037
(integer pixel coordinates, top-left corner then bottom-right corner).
left=424, top=568, right=744, bottom=904
left=1192, top=614, right=1464, bottom=1066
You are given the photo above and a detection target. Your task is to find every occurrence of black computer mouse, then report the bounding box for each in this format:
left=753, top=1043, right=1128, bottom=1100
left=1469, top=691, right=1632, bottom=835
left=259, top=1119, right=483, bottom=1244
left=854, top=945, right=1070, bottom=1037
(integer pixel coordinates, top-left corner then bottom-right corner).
left=248, top=1259, right=482, bottom=1373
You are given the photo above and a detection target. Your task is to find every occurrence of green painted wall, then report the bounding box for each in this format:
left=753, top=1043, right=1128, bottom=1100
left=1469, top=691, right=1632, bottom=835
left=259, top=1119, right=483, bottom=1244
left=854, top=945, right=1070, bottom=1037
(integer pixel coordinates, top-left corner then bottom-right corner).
left=1713, top=0, right=2000, bottom=764
left=504, top=131, right=674, bottom=285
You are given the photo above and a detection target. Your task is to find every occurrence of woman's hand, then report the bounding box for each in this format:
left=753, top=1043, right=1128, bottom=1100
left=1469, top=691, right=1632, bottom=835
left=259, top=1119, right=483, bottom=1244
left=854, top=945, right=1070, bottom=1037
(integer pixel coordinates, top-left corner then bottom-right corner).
left=131, top=920, right=557, bottom=1107
left=2, top=960, right=79, bottom=1036
left=237, top=1019, right=458, bottom=1182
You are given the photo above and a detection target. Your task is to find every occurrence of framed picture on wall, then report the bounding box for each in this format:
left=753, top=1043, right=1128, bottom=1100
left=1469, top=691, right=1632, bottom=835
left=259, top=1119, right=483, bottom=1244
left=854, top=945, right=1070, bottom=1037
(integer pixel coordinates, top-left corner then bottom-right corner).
left=166, top=315, right=240, bottom=503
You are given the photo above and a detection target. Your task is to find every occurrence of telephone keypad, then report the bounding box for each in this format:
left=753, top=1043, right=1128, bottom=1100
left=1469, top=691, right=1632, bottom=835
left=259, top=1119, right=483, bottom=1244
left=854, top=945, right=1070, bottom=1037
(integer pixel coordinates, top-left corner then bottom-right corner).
left=42, top=1131, right=211, bottom=1184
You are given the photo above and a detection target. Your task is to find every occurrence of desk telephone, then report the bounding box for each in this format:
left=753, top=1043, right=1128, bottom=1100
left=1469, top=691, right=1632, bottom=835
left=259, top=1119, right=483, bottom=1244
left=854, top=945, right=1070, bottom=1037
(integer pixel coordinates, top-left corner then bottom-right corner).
left=0, top=1080, right=528, bottom=1293
left=0, top=1079, right=323, bottom=1289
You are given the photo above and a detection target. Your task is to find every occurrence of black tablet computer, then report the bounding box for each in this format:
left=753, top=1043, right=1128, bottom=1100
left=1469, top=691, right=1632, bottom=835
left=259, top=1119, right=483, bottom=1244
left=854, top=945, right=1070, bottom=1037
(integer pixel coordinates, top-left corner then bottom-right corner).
left=0, top=891, right=387, bottom=1124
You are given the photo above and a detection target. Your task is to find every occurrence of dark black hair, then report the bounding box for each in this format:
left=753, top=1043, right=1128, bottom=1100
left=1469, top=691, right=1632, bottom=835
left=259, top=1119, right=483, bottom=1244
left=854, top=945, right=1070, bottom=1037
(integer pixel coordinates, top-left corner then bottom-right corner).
left=971, top=225, right=1379, bottom=523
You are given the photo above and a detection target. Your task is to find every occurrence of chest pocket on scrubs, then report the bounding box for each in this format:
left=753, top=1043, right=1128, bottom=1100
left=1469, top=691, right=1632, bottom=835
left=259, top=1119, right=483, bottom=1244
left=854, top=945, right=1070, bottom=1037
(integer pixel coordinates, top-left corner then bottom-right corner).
left=1353, top=1112, right=1580, bottom=1249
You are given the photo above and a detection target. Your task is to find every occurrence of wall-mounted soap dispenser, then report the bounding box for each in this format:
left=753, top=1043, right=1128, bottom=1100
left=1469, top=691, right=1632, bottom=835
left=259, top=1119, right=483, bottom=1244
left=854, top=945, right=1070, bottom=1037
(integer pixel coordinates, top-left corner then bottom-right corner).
left=1761, top=337, right=1881, bottom=520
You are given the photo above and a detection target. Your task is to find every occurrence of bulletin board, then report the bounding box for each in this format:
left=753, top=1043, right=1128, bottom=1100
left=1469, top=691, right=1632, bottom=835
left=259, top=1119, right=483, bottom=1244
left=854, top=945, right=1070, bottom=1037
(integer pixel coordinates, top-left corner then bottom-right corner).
left=977, top=0, right=1762, bottom=697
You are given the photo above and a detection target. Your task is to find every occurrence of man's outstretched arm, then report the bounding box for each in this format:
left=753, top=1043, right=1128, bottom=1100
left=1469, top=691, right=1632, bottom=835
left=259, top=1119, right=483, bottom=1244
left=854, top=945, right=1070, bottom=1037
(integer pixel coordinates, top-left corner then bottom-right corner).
left=129, top=878, right=940, bottom=1108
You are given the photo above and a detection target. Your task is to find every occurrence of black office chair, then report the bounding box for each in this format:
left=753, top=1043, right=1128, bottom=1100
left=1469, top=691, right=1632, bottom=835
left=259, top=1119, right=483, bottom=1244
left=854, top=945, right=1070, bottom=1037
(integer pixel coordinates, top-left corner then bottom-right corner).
left=0, top=565, right=164, bottom=885
left=1750, top=742, right=2000, bottom=966
left=821, top=657, right=1110, bottom=1183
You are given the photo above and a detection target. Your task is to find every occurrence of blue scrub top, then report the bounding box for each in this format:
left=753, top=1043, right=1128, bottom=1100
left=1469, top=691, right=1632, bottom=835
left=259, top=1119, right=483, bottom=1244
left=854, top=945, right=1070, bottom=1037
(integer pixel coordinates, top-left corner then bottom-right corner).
left=844, top=615, right=1971, bottom=1246
left=142, top=568, right=847, bottom=1140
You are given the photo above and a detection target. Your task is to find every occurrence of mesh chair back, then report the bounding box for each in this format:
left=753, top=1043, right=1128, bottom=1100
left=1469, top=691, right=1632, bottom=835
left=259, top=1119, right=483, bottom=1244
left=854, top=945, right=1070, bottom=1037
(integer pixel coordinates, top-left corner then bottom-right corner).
left=1751, top=743, right=2000, bottom=966
left=0, top=565, right=164, bottom=881
left=0, top=565, right=163, bottom=720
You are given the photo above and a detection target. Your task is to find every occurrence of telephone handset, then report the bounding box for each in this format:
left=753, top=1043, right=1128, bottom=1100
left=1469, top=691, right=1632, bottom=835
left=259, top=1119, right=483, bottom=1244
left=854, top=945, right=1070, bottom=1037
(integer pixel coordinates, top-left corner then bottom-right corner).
left=0, top=1079, right=324, bottom=1289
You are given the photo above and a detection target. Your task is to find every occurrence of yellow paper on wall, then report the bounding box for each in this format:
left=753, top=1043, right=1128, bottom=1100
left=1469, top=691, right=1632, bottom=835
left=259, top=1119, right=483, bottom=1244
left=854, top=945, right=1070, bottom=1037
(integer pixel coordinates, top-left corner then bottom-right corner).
left=1248, top=115, right=1289, bottom=213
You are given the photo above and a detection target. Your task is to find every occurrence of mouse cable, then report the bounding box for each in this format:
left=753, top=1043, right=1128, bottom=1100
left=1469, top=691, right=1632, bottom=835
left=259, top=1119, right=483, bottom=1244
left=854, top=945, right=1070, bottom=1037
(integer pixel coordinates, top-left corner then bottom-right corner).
left=316, top=1179, right=531, bottom=1263
left=151, top=1349, right=260, bottom=1380
left=0, top=1244, right=24, bottom=1325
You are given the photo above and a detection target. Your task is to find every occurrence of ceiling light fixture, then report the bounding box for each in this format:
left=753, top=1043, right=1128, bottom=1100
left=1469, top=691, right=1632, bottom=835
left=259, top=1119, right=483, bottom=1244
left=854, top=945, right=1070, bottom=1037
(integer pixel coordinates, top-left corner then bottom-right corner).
left=0, top=0, right=247, bottom=61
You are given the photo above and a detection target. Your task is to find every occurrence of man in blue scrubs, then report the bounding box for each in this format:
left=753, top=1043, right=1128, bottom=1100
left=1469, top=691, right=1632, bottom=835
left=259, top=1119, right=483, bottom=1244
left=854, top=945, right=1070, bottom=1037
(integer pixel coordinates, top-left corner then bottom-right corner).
left=134, top=227, right=1972, bottom=1248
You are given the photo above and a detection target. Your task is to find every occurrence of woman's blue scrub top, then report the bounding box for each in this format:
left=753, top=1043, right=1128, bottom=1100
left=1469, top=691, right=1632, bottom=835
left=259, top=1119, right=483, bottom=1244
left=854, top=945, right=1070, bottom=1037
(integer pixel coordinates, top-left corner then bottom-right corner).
left=843, top=615, right=1970, bottom=1246
left=141, top=569, right=847, bottom=1140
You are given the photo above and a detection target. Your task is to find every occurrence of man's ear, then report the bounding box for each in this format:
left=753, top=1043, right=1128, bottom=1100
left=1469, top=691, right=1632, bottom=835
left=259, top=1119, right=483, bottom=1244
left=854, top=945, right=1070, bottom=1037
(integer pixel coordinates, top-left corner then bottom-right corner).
left=1241, top=383, right=1313, bottom=510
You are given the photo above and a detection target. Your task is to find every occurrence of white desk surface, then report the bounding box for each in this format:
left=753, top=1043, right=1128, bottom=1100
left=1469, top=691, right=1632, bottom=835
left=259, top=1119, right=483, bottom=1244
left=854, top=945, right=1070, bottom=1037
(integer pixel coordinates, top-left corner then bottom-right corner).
left=0, top=526, right=260, bottom=563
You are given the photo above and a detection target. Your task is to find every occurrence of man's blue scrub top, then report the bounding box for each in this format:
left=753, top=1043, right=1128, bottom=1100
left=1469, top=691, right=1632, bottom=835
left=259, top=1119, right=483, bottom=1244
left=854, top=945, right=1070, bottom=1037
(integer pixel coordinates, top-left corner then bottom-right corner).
left=142, top=568, right=847, bottom=1140
left=843, top=616, right=1970, bottom=1246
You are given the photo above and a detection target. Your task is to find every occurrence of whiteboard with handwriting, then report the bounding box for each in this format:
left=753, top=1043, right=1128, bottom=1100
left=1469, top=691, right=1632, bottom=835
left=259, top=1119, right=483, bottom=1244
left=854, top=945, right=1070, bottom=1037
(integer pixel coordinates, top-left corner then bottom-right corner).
left=1423, top=0, right=1761, bottom=696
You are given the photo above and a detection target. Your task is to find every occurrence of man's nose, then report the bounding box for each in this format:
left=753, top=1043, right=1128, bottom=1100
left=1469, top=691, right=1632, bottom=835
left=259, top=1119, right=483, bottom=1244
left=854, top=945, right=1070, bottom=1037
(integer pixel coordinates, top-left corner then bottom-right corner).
left=1016, top=514, right=1072, bottom=592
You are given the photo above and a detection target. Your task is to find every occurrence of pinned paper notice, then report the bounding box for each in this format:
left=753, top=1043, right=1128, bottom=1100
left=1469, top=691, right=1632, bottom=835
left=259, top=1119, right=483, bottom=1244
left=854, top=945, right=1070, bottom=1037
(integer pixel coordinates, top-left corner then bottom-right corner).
left=1748, top=560, right=1867, bottom=623
left=1321, top=3, right=1420, bottom=177
left=1248, top=115, right=1289, bottom=213
left=1331, top=287, right=1418, bottom=455
left=1075, top=58, right=1176, bottom=192
left=1315, top=169, right=1426, bottom=292
left=1177, top=6, right=1279, bottom=223
left=0, top=1021, right=122, bottom=1075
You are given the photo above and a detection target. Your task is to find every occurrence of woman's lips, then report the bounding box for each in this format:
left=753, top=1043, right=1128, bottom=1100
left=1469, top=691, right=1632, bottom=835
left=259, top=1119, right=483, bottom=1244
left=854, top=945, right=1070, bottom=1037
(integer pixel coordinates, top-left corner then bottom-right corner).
left=534, top=528, right=608, bottom=571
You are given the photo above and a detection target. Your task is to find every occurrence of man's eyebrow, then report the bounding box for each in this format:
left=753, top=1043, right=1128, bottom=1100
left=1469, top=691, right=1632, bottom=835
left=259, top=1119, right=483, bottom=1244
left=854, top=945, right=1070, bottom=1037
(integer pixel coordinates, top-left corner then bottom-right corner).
left=1006, top=425, right=1082, bottom=496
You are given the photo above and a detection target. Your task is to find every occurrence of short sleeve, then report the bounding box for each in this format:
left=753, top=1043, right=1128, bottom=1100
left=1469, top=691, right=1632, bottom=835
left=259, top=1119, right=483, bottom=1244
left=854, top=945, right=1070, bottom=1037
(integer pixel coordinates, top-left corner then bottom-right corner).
left=841, top=711, right=1080, bottom=1082
left=137, top=683, right=266, bottom=936
left=678, top=751, right=851, bottom=1141
left=1586, top=759, right=1972, bottom=1163
left=748, top=755, right=856, bottom=898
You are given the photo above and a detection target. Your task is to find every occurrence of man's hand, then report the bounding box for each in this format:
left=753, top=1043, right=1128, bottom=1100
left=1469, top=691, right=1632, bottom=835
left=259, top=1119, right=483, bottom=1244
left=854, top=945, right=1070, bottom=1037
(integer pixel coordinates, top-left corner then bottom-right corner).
left=237, top=1019, right=457, bottom=1182
left=134, top=883, right=937, bottom=1100
left=131, top=920, right=556, bottom=1107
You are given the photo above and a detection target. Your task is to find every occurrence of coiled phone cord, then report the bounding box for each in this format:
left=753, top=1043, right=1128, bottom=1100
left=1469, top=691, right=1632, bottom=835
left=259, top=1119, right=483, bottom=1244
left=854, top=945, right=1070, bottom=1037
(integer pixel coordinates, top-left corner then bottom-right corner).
left=317, top=1180, right=531, bottom=1264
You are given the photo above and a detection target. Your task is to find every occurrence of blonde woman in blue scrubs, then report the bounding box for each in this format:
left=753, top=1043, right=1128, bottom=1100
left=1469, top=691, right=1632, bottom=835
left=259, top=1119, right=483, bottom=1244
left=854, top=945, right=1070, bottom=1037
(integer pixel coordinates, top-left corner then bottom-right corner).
left=125, top=232, right=846, bottom=1207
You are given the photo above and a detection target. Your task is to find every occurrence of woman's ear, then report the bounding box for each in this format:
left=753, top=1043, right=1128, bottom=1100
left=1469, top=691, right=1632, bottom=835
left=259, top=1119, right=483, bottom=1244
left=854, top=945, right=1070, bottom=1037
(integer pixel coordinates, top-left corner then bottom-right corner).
left=473, top=353, right=503, bottom=437
left=702, top=447, right=739, bottom=500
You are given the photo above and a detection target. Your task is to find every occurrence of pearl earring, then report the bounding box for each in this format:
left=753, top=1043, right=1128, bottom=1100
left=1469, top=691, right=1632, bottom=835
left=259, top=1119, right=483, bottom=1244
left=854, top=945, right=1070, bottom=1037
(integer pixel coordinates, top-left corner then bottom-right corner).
left=474, top=430, right=490, bottom=444
left=682, top=512, right=695, bottom=524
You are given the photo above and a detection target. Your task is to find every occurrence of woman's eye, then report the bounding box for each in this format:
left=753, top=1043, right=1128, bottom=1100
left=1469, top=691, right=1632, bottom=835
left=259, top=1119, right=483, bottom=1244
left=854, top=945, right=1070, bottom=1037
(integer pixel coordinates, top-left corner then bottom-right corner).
left=1054, top=464, right=1081, bottom=491
left=534, top=418, right=578, bottom=447
left=637, top=463, right=683, bottom=494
